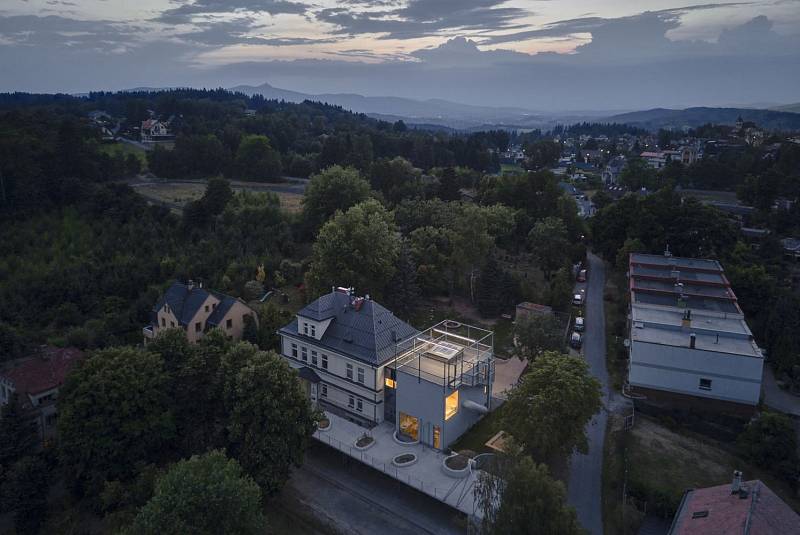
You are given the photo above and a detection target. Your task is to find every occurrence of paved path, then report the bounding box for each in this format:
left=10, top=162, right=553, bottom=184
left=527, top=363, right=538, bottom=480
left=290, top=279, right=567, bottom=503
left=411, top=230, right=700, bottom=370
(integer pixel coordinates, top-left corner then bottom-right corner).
left=567, top=252, right=611, bottom=535
left=762, top=365, right=800, bottom=417
left=285, top=444, right=465, bottom=535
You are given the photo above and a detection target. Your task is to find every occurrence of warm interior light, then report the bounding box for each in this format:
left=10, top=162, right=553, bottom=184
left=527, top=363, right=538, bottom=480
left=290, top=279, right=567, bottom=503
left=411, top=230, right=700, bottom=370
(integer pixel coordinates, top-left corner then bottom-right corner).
left=445, top=390, right=459, bottom=420
left=385, top=377, right=396, bottom=388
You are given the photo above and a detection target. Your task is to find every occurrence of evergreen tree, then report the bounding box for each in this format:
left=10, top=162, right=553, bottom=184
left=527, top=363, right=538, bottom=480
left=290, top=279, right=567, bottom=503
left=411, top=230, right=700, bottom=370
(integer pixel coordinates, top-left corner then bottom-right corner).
left=476, top=256, right=504, bottom=317
left=385, top=240, right=421, bottom=319
left=1, top=456, right=49, bottom=535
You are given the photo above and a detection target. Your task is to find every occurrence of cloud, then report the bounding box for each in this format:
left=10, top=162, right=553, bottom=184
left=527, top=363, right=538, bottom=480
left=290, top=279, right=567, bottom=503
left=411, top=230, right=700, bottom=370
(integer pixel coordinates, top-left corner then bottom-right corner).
left=0, top=15, right=140, bottom=50
left=317, top=0, right=531, bottom=39
left=156, top=0, right=310, bottom=24
left=176, top=17, right=336, bottom=46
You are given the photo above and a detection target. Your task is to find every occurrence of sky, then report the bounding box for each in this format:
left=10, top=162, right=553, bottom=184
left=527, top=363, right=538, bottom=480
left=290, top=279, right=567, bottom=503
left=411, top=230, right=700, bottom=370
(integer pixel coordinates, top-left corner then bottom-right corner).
left=1, top=0, right=799, bottom=110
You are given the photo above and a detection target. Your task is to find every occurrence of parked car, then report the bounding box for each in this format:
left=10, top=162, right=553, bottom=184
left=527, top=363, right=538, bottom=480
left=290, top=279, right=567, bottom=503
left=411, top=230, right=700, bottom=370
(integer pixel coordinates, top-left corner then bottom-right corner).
left=573, top=292, right=584, bottom=306
left=570, top=332, right=583, bottom=349
left=577, top=269, right=587, bottom=282
left=575, top=317, right=585, bottom=332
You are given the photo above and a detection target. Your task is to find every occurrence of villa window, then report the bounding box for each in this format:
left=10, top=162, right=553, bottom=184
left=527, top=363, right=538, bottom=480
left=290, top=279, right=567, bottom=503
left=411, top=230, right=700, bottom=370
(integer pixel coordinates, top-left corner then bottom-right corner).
left=170, top=321, right=175, bottom=328
left=161, top=317, right=166, bottom=327
left=321, top=384, right=327, bottom=397
left=291, top=343, right=298, bottom=358
left=356, top=399, right=363, bottom=412
left=699, top=378, right=712, bottom=391
left=195, top=322, right=202, bottom=333
left=311, top=325, right=316, bottom=337
left=346, top=363, right=353, bottom=380
left=321, top=354, right=328, bottom=369
left=303, top=323, right=308, bottom=335
left=445, top=390, right=459, bottom=420
left=385, top=377, right=396, bottom=388
left=301, top=347, right=308, bottom=362
left=226, top=318, right=232, bottom=329
left=311, top=351, right=318, bottom=367
left=348, top=395, right=355, bottom=408
left=205, top=305, right=209, bottom=313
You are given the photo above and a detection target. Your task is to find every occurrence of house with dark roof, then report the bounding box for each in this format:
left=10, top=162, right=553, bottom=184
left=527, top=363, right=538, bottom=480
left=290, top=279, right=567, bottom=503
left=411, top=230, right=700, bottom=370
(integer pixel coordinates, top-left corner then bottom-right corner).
left=279, top=287, right=495, bottom=448
left=144, top=281, right=258, bottom=344
left=0, top=346, right=85, bottom=441
left=668, top=472, right=800, bottom=534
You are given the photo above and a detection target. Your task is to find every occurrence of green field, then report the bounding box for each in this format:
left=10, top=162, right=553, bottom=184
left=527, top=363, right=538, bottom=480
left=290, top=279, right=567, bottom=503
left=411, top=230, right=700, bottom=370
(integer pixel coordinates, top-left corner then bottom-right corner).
left=98, top=142, right=148, bottom=169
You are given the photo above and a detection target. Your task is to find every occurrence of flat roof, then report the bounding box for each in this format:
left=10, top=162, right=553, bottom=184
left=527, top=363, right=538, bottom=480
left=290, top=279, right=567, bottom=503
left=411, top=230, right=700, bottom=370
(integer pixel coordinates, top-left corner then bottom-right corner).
left=631, top=265, right=727, bottom=285
left=630, top=253, right=723, bottom=272
left=631, top=305, right=761, bottom=358
left=633, top=291, right=741, bottom=314
left=632, top=279, right=735, bottom=299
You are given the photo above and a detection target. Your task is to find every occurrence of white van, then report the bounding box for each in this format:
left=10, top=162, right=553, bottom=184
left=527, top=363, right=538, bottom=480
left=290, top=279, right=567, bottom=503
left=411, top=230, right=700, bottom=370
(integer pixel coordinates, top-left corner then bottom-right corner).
left=575, top=317, right=585, bottom=332
left=573, top=293, right=584, bottom=306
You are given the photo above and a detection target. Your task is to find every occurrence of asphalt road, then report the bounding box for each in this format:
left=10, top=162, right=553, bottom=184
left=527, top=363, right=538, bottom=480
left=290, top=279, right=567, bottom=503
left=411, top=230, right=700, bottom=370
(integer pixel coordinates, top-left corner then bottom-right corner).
left=567, top=252, right=611, bottom=535
left=283, top=444, right=467, bottom=535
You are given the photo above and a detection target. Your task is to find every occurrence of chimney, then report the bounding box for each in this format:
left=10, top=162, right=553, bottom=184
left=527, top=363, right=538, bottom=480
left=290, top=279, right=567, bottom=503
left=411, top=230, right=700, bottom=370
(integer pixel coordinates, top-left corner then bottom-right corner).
left=690, top=333, right=696, bottom=349
left=731, top=470, right=742, bottom=493
left=187, top=279, right=195, bottom=290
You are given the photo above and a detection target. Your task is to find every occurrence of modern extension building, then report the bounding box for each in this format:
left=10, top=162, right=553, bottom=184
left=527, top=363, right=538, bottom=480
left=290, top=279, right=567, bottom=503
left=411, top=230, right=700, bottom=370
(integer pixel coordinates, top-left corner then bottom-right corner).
left=626, top=253, right=764, bottom=409
left=144, top=280, right=258, bottom=344
left=279, top=287, right=495, bottom=449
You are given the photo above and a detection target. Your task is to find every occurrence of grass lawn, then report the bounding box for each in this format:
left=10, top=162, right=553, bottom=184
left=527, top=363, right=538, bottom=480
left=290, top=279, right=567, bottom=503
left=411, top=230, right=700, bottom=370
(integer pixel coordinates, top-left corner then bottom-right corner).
left=603, top=413, right=800, bottom=533
left=449, top=403, right=510, bottom=454
left=98, top=141, right=148, bottom=168
left=134, top=181, right=304, bottom=214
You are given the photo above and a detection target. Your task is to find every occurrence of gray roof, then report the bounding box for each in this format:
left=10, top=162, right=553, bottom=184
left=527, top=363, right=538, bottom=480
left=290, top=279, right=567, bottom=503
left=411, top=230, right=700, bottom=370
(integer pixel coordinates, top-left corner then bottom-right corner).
left=280, top=291, right=420, bottom=366
left=206, top=295, right=236, bottom=326
left=154, top=281, right=241, bottom=327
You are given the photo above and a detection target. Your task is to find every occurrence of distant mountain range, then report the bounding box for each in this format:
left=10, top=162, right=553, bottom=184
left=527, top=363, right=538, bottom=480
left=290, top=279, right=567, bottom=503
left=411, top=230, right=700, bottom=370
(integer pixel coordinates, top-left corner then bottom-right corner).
left=604, top=107, right=800, bottom=131
left=770, top=102, right=800, bottom=114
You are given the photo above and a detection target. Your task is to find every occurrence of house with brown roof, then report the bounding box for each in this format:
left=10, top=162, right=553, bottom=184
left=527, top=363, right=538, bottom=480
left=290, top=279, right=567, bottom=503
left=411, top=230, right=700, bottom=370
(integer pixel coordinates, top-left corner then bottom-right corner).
left=668, top=472, right=800, bottom=534
left=0, top=346, right=85, bottom=440
left=143, top=280, right=259, bottom=344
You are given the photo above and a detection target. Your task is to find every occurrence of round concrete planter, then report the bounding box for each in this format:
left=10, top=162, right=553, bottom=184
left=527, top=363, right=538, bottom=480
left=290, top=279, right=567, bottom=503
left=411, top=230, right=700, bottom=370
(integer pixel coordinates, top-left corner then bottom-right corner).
left=442, top=454, right=471, bottom=478
left=393, top=430, right=420, bottom=446
left=354, top=435, right=375, bottom=451
left=317, top=417, right=331, bottom=432
left=443, top=320, right=462, bottom=329
left=392, top=453, right=418, bottom=468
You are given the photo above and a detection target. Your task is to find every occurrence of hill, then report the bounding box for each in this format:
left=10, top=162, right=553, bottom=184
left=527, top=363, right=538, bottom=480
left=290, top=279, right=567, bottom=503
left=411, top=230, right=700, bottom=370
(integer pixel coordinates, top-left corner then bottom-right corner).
left=770, top=103, right=800, bottom=114
left=605, top=107, right=800, bottom=131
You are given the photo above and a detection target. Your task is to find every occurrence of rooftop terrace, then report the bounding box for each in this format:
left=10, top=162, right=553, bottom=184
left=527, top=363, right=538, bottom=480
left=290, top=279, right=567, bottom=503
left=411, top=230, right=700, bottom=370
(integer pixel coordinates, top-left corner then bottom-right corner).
left=630, top=253, right=723, bottom=272
left=633, top=291, right=741, bottom=315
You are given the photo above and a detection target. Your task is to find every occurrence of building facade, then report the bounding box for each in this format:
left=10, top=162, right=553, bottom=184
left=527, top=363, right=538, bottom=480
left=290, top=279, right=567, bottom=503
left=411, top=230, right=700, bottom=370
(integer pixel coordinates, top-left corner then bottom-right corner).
left=144, top=281, right=258, bottom=344
left=627, top=253, right=764, bottom=408
left=279, top=288, right=495, bottom=449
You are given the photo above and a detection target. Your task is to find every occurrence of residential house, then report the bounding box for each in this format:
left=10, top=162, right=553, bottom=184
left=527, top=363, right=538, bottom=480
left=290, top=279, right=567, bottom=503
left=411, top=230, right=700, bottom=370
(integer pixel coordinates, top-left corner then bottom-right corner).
left=668, top=472, right=800, bottom=534
left=0, top=346, right=85, bottom=441
left=140, top=119, right=173, bottom=143
left=627, top=253, right=764, bottom=410
left=278, top=288, right=495, bottom=449
left=641, top=151, right=667, bottom=169
left=603, top=155, right=626, bottom=185
left=144, top=280, right=258, bottom=344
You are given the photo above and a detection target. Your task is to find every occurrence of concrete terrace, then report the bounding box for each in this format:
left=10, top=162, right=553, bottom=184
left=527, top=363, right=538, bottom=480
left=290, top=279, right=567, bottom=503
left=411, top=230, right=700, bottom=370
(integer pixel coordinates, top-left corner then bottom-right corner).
left=313, top=412, right=482, bottom=519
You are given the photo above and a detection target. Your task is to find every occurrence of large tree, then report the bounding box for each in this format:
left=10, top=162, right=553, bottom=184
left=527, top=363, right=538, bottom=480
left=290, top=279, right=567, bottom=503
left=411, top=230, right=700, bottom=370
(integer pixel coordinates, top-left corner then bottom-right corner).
left=528, top=217, right=571, bottom=281
left=503, top=352, right=602, bottom=462
left=302, top=165, right=371, bottom=232
left=0, top=393, right=38, bottom=469
left=58, top=347, right=175, bottom=488
left=233, top=135, right=282, bottom=181
left=476, top=453, right=584, bottom=535
left=737, top=412, right=799, bottom=481
left=306, top=199, right=401, bottom=300
left=222, top=345, right=317, bottom=496
left=0, top=456, right=49, bottom=535
left=127, top=450, right=264, bottom=535
left=514, top=314, right=565, bottom=360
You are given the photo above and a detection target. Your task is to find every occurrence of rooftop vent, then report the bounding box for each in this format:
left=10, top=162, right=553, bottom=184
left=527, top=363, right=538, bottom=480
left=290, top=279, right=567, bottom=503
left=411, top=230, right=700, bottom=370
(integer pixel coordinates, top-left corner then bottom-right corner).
left=691, top=510, right=709, bottom=519
left=690, top=333, right=697, bottom=349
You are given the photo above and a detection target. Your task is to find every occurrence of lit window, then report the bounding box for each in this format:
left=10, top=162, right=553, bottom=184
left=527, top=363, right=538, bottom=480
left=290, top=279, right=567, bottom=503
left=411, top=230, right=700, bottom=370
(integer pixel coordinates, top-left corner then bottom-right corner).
left=357, top=367, right=365, bottom=384
left=322, top=354, right=328, bottom=369
left=301, top=347, right=308, bottom=362
left=356, top=399, right=363, bottom=412
left=385, top=378, right=396, bottom=388
left=346, top=363, right=353, bottom=380
left=445, top=390, right=459, bottom=420
left=699, top=378, right=712, bottom=390
left=399, top=412, right=419, bottom=441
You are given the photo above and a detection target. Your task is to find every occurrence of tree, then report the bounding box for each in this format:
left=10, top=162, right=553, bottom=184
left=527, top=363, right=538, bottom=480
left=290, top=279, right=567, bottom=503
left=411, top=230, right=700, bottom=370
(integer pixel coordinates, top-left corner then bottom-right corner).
left=223, top=345, right=317, bottom=495
left=302, top=165, right=371, bottom=231
left=476, top=453, right=583, bottom=535
left=0, top=394, right=38, bottom=469
left=515, top=314, right=564, bottom=360
left=737, top=412, right=799, bottom=481
left=369, top=157, right=423, bottom=205
left=0, top=456, right=49, bottom=535
left=528, top=217, right=570, bottom=281
left=385, top=239, right=421, bottom=319
left=306, top=199, right=401, bottom=300
left=503, top=352, right=602, bottom=462
left=202, top=177, right=234, bottom=215
left=233, top=135, right=282, bottom=181
left=437, top=167, right=462, bottom=201
left=476, top=256, right=504, bottom=317
left=58, top=347, right=175, bottom=488
left=619, top=158, right=656, bottom=191
left=127, top=450, right=264, bottom=535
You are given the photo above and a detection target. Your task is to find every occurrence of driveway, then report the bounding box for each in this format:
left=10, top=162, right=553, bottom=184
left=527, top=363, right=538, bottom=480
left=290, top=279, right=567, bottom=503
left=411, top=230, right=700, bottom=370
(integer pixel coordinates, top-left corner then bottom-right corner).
left=566, top=252, right=611, bottom=535
left=762, top=365, right=800, bottom=417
